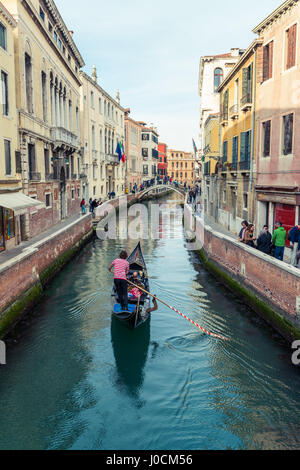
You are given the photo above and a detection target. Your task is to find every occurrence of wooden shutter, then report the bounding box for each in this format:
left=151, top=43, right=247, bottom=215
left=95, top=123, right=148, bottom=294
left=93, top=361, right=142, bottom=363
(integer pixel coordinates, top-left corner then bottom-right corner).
left=269, top=41, right=273, bottom=79
left=247, top=131, right=252, bottom=161
left=263, top=45, right=269, bottom=82
left=240, top=132, right=246, bottom=162
left=287, top=24, right=297, bottom=69
left=242, top=68, right=248, bottom=100
left=248, top=63, right=253, bottom=102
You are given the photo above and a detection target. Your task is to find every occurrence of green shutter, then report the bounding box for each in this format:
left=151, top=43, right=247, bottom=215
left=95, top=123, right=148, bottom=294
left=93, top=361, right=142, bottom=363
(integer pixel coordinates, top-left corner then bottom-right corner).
left=248, top=63, right=253, bottom=102
left=240, top=132, right=246, bottom=161
left=247, top=131, right=252, bottom=161
left=242, top=68, right=248, bottom=100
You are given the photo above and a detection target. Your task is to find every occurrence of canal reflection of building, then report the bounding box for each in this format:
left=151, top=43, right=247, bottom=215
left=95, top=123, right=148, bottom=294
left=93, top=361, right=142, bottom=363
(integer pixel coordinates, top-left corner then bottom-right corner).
left=111, top=316, right=150, bottom=399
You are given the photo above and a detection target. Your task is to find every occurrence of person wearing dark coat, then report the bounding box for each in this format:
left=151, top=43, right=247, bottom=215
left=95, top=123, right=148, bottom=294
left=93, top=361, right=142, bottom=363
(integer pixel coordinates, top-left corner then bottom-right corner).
left=257, top=225, right=272, bottom=255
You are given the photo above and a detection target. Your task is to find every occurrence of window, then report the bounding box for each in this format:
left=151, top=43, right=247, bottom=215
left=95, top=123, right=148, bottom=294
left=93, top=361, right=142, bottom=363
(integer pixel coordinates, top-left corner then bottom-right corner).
left=222, top=141, right=228, bottom=164
left=48, top=22, right=53, bottom=33
left=222, top=90, right=229, bottom=120
left=282, top=113, right=293, bottom=155
left=143, top=165, right=148, bottom=175
left=214, top=68, right=223, bottom=92
left=286, top=24, right=297, bottom=70
left=240, top=131, right=251, bottom=167
left=91, top=91, right=94, bottom=108
left=243, top=193, right=248, bottom=210
left=142, top=133, right=150, bottom=141
left=262, top=121, right=271, bottom=157
left=263, top=41, right=273, bottom=82
left=39, top=7, right=45, bottom=22
left=44, top=148, right=50, bottom=176
left=53, top=31, right=57, bottom=42
left=232, top=136, right=239, bottom=167
left=99, top=98, right=102, bottom=113
left=4, top=140, right=11, bottom=175
left=1, top=71, right=9, bottom=116
left=58, top=38, right=62, bottom=50
left=41, top=71, right=47, bottom=121
left=0, top=21, right=7, bottom=51
left=71, top=189, right=75, bottom=200
left=25, top=53, right=33, bottom=113
left=242, top=64, right=253, bottom=104
left=45, top=194, right=51, bottom=207
left=142, top=148, right=148, bottom=158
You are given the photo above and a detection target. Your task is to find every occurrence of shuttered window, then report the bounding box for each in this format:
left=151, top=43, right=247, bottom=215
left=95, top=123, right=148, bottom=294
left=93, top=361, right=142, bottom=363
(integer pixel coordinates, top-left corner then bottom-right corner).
left=286, top=24, right=297, bottom=70
left=223, top=141, right=228, bottom=163
left=263, top=41, right=273, bottom=81
left=240, top=131, right=251, bottom=162
left=241, top=64, right=253, bottom=103
left=262, top=121, right=271, bottom=157
left=232, top=136, right=239, bottom=166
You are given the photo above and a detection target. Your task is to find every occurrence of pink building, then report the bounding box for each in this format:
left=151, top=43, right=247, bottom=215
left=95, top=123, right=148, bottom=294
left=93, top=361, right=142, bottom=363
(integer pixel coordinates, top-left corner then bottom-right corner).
left=254, top=0, right=300, bottom=241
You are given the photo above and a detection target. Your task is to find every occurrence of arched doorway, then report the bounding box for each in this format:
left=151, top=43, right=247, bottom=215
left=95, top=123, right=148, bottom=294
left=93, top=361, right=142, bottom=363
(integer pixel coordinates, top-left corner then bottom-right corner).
left=60, top=166, right=66, bottom=220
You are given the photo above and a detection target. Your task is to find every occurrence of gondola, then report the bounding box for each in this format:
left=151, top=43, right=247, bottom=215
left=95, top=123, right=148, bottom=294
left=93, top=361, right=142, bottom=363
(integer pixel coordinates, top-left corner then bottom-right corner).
left=111, top=242, right=151, bottom=329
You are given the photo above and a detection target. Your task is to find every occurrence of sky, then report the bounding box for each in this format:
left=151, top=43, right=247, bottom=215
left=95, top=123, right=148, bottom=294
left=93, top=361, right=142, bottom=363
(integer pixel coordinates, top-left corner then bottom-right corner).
left=55, top=0, right=281, bottom=152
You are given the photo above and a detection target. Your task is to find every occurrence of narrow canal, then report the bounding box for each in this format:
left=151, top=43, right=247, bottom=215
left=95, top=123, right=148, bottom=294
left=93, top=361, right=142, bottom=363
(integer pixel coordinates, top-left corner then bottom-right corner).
left=1, top=194, right=300, bottom=450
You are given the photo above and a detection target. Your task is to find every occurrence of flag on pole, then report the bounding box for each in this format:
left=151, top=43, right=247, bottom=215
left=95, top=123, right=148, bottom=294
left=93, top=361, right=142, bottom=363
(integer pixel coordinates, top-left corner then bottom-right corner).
left=121, top=142, right=126, bottom=163
left=192, top=138, right=198, bottom=155
left=116, top=142, right=122, bottom=162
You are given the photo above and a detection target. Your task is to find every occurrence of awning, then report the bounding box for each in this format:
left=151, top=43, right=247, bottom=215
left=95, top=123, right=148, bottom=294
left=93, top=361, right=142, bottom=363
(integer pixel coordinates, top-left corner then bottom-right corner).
left=0, top=193, right=44, bottom=213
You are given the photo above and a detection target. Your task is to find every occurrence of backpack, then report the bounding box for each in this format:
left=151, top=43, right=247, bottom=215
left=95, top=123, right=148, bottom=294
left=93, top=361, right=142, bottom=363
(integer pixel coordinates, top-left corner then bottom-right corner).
left=288, top=229, right=292, bottom=242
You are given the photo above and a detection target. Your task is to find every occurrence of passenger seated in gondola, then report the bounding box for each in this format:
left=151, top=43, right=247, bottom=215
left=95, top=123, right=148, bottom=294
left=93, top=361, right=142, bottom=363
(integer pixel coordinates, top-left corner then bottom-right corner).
left=128, top=279, right=144, bottom=300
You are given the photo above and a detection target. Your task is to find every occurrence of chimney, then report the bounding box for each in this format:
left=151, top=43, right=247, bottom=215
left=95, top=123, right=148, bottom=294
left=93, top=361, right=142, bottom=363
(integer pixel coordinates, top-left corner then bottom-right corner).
left=69, top=30, right=74, bottom=37
left=116, top=90, right=120, bottom=104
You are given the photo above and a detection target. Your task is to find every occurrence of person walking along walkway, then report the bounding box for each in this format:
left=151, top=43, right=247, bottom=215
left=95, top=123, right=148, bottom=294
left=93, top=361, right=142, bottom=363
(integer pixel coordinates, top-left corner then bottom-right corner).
left=272, top=222, right=287, bottom=261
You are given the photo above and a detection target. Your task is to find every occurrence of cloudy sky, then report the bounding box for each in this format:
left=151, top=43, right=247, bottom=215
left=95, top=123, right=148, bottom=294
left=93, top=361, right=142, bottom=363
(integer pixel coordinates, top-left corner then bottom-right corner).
left=56, top=0, right=280, bottom=152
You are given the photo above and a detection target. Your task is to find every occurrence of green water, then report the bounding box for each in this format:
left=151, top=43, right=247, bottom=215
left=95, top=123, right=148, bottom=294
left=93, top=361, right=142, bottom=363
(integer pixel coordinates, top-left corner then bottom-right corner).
left=0, top=196, right=300, bottom=450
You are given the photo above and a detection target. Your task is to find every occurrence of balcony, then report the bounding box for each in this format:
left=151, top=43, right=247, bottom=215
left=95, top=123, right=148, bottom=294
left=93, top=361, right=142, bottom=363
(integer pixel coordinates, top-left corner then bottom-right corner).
left=203, top=144, right=210, bottom=156
left=29, top=172, right=41, bottom=181
left=229, top=104, right=239, bottom=120
left=220, top=111, right=228, bottom=127
left=239, top=160, right=251, bottom=172
left=46, top=173, right=56, bottom=180
left=92, top=150, right=98, bottom=164
left=240, top=94, right=252, bottom=112
left=106, top=154, right=119, bottom=165
left=51, top=127, right=79, bottom=149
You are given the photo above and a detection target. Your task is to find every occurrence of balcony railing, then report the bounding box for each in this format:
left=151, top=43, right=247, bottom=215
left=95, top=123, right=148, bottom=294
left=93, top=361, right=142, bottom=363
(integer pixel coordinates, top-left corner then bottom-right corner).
left=92, top=150, right=98, bottom=162
left=229, top=104, right=239, bottom=119
left=239, top=160, right=251, bottom=171
left=220, top=111, right=228, bottom=125
left=29, top=172, right=41, bottom=181
left=51, top=127, right=79, bottom=148
left=106, top=154, right=119, bottom=165
left=240, top=94, right=252, bottom=111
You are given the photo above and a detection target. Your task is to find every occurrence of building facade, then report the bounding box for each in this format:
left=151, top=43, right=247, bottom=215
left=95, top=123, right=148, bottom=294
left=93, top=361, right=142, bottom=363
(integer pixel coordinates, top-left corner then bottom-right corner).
left=254, top=0, right=300, bottom=241
left=124, top=109, right=142, bottom=192
left=80, top=68, right=125, bottom=200
left=6, top=0, right=84, bottom=239
left=0, top=1, right=22, bottom=252
left=158, top=142, right=168, bottom=179
left=202, top=113, right=220, bottom=217
left=216, top=40, right=261, bottom=233
left=198, top=48, right=244, bottom=156
left=167, top=150, right=196, bottom=187
left=140, top=124, right=159, bottom=184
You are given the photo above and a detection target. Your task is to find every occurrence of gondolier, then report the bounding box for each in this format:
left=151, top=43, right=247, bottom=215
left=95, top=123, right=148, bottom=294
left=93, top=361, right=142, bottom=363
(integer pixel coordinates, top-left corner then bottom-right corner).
left=108, top=250, right=130, bottom=312
left=111, top=243, right=152, bottom=328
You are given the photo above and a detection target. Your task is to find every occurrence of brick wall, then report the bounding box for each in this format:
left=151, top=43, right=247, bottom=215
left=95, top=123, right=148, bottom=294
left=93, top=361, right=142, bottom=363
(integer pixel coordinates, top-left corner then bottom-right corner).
left=192, top=210, right=300, bottom=331
left=0, top=215, right=92, bottom=316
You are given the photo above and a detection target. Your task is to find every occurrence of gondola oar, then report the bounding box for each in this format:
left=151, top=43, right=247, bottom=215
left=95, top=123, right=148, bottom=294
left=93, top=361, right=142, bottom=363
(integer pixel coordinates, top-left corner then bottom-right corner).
left=127, top=280, right=228, bottom=341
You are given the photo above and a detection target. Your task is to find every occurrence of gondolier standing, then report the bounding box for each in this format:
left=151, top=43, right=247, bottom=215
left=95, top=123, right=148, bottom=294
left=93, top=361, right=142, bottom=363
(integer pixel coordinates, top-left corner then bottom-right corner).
left=109, top=251, right=130, bottom=311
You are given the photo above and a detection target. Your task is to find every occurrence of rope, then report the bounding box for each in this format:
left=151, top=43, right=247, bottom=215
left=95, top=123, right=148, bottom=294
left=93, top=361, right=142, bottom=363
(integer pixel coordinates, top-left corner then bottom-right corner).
left=126, top=280, right=228, bottom=341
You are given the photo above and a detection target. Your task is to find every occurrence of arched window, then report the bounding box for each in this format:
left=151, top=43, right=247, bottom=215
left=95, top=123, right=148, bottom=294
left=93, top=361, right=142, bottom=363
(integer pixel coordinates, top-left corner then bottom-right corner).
left=214, top=68, right=223, bottom=92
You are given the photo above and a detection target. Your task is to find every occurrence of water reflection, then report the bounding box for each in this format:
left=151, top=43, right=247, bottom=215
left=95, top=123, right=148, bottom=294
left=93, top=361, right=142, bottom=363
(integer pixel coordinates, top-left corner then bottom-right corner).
left=111, top=317, right=150, bottom=400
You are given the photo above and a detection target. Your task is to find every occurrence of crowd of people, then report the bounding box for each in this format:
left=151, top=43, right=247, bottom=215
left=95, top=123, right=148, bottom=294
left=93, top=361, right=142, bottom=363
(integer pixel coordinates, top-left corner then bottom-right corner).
left=238, top=220, right=300, bottom=268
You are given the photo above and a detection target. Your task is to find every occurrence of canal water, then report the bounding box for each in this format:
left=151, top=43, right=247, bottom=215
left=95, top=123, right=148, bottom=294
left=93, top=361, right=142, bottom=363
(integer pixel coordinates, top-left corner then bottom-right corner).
left=1, top=194, right=300, bottom=450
